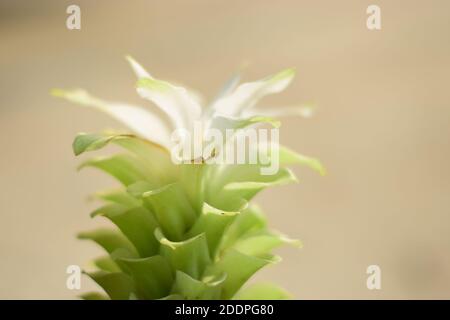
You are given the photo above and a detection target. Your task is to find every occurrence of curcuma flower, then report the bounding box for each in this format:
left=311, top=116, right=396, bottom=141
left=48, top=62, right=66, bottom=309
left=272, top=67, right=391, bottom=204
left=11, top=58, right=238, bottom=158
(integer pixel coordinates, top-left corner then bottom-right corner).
left=52, top=56, right=325, bottom=300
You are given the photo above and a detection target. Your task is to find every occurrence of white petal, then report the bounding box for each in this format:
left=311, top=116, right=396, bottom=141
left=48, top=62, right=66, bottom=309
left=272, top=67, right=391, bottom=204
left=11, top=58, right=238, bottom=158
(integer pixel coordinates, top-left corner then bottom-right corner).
left=210, top=114, right=280, bottom=135
left=136, top=77, right=202, bottom=131
left=204, top=73, right=240, bottom=119
left=102, top=104, right=171, bottom=147
left=126, top=56, right=203, bottom=131
left=52, top=89, right=171, bottom=148
left=214, top=73, right=241, bottom=101
left=127, top=54, right=205, bottom=105
left=210, top=69, right=295, bottom=117
left=172, top=82, right=205, bottom=107
left=205, top=114, right=280, bottom=159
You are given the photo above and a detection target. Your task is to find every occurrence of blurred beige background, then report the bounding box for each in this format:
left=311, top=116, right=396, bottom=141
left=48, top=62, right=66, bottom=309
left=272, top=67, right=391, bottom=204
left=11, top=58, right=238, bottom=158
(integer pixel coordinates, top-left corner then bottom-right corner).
left=1, top=0, right=449, bottom=299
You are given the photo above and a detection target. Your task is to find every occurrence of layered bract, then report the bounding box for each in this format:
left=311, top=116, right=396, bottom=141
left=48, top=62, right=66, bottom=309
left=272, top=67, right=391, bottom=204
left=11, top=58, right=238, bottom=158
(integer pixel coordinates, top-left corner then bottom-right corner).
left=54, top=57, right=324, bottom=300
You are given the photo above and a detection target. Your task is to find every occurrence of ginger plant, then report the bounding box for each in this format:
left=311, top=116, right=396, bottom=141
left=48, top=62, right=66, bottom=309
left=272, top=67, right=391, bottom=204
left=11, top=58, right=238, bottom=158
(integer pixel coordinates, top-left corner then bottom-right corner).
left=53, top=57, right=324, bottom=300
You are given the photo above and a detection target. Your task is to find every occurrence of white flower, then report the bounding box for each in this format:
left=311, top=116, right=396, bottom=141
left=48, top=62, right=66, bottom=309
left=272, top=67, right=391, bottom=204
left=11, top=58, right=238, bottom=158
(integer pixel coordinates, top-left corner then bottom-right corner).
left=52, top=56, right=314, bottom=153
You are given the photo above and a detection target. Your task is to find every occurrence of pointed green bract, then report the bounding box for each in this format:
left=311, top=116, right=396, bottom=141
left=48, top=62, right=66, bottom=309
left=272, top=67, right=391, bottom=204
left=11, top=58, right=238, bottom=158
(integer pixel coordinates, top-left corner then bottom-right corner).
left=205, top=250, right=279, bottom=299
left=93, top=256, right=121, bottom=273
left=80, top=292, right=109, bottom=300
left=217, top=206, right=267, bottom=253
left=143, top=183, right=196, bottom=241
left=95, top=205, right=159, bottom=257
left=117, top=255, right=173, bottom=299
left=156, top=229, right=211, bottom=279
left=278, top=145, right=326, bottom=176
left=93, top=189, right=141, bottom=207
left=77, top=228, right=137, bottom=257
left=85, top=271, right=134, bottom=300
left=186, top=203, right=238, bottom=258
left=172, top=271, right=226, bottom=300
left=74, top=132, right=176, bottom=186
left=232, top=230, right=302, bottom=257
left=79, top=154, right=152, bottom=186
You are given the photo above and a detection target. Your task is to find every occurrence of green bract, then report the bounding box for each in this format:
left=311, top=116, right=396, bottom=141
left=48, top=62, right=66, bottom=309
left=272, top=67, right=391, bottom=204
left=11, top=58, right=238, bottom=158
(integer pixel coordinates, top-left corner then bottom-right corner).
left=54, top=57, right=324, bottom=300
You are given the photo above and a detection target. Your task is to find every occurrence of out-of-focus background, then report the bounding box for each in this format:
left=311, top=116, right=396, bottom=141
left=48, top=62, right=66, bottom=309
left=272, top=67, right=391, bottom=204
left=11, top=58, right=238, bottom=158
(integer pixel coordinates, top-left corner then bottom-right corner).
left=1, top=0, right=449, bottom=299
